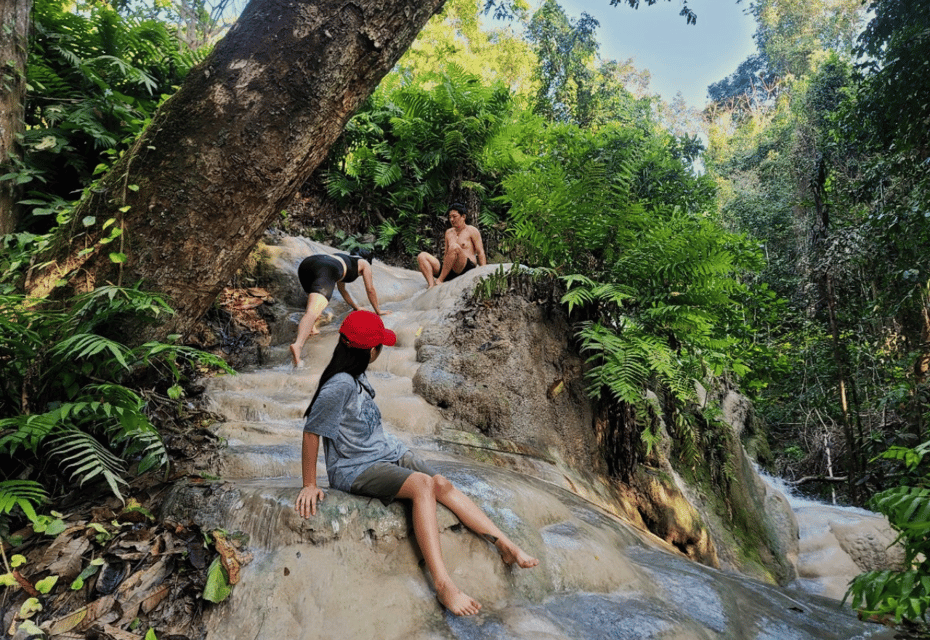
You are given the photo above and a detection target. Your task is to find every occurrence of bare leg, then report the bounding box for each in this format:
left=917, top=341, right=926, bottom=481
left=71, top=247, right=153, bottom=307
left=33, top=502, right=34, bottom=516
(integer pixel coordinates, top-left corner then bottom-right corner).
left=417, top=252, right=441, bottom=288
left=432, top=475, right=539, bottom=569
left=289, top=293, right=329, bottom=368
left=396, top=473, right=482, bottom=616
left=437, top=243, right=467, bottom=284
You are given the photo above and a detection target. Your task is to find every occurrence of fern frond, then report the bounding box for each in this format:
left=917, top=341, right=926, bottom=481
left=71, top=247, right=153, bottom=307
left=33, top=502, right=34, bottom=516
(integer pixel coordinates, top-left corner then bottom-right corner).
left=48, top=429, right=128, bottom=502
left=0, top=413, right=59, bottom=455
left=0, top=481, right=48, bottom=523
left=51, top=333, right=132, bottom=370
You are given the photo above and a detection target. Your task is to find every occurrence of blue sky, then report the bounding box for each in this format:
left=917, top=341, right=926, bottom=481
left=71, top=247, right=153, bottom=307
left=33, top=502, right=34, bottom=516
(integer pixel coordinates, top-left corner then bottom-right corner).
left=554, top=0, right=758, bottom=107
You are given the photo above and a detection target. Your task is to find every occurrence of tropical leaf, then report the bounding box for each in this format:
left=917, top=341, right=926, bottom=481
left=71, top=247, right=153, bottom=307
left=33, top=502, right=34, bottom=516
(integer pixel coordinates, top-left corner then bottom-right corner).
left=48, top=429, right=128, bottom=502
left=0, top=481, right=48, bottom=523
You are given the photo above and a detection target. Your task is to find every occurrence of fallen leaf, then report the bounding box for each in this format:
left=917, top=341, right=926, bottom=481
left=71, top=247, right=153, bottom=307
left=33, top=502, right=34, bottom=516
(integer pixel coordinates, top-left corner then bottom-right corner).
left=98, top=622, right=144, bottom=639
left=140, top=583, right=171, bottom=613
left=45, top=536, right=91, bottom=579
left=46, top=606, right=89, bottom=635
left=116, top=557, right=170, bottom=599
left=212, top=531, right=241, bottom=585
left=69, top=595, right=119, bottom=632
left=202, top=557, right=232, bottom=603
left=246, top=287, right=271, bottom=298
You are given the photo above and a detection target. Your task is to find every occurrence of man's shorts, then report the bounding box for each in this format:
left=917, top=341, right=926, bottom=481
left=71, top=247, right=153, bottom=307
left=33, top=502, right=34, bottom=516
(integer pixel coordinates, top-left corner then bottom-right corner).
left=350, top=452, right=438, bottom=505
left=444, top=258, right=477, bottom=282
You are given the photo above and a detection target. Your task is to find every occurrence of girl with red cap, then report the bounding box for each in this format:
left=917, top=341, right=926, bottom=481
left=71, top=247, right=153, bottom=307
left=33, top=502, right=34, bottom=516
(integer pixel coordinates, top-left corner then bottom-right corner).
left=294, top=310, right=538, bottom=616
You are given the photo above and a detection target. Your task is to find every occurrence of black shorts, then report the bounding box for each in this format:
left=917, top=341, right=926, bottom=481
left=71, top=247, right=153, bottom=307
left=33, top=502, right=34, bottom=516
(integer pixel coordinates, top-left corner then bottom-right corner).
left=444, top=258, right=477, bottom=282
left=350, top=452, right=438, bottom=505
left=298, top=255, right=344, bottom=299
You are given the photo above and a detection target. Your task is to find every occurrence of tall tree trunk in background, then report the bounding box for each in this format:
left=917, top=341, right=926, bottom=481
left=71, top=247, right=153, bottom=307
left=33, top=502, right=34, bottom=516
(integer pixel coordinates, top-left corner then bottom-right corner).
left=24, top=0, right=445, bottom=338
left=825, top=273, right=859, bottom=502
left=0, top=0, right=32, bottom=235
left=812, top=157, right=860, bottom=502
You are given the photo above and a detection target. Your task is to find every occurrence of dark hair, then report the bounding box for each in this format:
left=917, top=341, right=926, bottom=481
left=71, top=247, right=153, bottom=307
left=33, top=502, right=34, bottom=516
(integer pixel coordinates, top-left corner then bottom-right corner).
left=303, top=341, right=373, bottom=417
left=447, top=202, right=468, bottom=218
left=350, top=247, right=374, bottom=262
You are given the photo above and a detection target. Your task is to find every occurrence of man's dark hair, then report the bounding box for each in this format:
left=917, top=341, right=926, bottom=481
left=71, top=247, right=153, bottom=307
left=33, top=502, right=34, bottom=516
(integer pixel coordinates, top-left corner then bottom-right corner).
left=303, top=340, right=373, bottom=417
left=448, top=202, right=468, bottom=218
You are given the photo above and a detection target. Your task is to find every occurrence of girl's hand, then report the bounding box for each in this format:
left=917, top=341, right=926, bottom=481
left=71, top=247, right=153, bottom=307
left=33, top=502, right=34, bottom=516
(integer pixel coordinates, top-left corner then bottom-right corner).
left=296, top=485, right=325, bottom=518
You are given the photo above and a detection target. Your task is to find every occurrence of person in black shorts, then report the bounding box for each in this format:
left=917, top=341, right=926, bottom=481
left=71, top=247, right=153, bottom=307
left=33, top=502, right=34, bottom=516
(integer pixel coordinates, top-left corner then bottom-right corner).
left=294, top=311, right=539, bottom=616
left=417, top=203, right=487, bottom=288
left=289, top=250, right=390, bottom=368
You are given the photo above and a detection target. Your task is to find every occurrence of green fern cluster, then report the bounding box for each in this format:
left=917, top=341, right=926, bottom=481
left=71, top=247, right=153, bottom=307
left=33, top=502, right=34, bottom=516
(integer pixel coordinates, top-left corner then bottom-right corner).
left=0, top=285, right=230, bottom=534
left=320, top=63, right=516, bottom=257
left=5, top=0, right=207, bottom=232
left=498, top=122, right=762, bottom=412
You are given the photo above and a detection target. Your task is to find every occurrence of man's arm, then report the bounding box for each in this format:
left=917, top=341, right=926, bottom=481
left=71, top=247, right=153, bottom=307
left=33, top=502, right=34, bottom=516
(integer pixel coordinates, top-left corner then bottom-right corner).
left=472, top=227, right=487, bottom=266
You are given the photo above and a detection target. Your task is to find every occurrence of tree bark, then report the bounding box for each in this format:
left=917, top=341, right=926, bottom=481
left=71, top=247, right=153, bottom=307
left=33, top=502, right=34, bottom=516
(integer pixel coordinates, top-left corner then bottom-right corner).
left=24, top=0, right=446, bottom=339
left=0, top=0, right=33, bottom=235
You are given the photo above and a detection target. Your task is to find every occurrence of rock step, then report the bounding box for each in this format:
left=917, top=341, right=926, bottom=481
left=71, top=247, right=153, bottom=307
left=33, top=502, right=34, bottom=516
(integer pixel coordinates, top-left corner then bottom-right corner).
left=205, top=390, right=308, bottom=422
left=212, top=419, right=302, bottom=447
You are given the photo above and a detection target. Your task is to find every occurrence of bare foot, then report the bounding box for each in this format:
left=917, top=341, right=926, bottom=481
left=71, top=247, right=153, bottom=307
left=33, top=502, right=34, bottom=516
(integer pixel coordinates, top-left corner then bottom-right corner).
left=496, top=538, right=539, bottom=569
left=435, top=582, right=481, bottom=616
left=289, top=344, right=303, bottom=369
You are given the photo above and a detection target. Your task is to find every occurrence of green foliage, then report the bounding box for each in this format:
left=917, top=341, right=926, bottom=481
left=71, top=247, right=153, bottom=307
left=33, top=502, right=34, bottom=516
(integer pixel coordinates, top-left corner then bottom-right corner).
left=497, top=121, right=762, bottom=406
left=0, top=284, right=231, bottom=536
left=526, top=0, right=600, bottom=126
left=0, top=481, right=47, bottom=535
left=853, top=0, right=930, bottom=156
left=846, top=440, right=930, bottom=625
left=392, top=0, right=536, bottom=95
left=202, top=556, right=233, bottom=603
left=321, top=64, right=517, bottom=256
left=707, top=0, right=930, bottom=497
left=6, top=0, right=206, bottom=232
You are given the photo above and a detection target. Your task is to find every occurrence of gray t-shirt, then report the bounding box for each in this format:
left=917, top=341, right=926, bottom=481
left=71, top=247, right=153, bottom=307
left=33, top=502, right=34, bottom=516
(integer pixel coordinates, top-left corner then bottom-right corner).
left=303, top=372, right=406, bottom=491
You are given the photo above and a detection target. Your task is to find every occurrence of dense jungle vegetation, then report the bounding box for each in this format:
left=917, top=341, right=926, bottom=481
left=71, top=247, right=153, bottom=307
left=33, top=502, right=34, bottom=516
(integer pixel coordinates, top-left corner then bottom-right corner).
left=1, top=0, right=928, bottom=628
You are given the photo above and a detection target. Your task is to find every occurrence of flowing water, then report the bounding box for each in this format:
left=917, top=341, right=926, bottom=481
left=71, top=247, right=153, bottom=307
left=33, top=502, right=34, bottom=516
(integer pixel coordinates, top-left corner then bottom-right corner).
left=164, top=238, right=898, bottom=640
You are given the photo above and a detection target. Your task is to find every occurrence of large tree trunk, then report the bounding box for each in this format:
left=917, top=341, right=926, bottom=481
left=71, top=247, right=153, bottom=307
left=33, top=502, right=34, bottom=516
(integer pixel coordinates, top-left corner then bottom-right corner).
left=0, top=0, right=32, bottom=235
left=24, top=0, right=445, bottom=339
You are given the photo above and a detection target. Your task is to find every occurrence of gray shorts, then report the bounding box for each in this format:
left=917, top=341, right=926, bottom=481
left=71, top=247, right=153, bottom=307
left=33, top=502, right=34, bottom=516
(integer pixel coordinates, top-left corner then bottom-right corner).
left=350, top=452, right=438, bottom=505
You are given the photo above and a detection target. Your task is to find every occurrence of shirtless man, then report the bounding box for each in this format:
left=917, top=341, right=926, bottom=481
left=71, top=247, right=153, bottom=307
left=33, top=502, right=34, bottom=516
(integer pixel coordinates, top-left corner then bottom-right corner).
left=416, top=203, right=487, bottom=288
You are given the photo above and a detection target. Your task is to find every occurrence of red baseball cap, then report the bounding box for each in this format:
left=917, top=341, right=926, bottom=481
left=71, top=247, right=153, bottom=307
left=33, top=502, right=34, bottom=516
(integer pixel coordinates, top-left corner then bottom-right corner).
left=339, top=310, right=397, bottom=349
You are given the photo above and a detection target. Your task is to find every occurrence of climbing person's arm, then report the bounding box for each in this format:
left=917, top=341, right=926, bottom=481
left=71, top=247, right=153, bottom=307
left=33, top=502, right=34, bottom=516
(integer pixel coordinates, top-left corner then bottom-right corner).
left=296, top=431, right=324, bottom=517
left=336, top=281, right=360, bottom=311
left=359, top=260, right=390, bottom=316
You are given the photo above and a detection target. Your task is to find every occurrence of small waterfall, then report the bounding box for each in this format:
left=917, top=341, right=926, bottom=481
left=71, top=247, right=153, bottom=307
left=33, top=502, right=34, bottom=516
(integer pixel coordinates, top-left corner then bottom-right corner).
left=758, top=468, right=904, bottom=602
